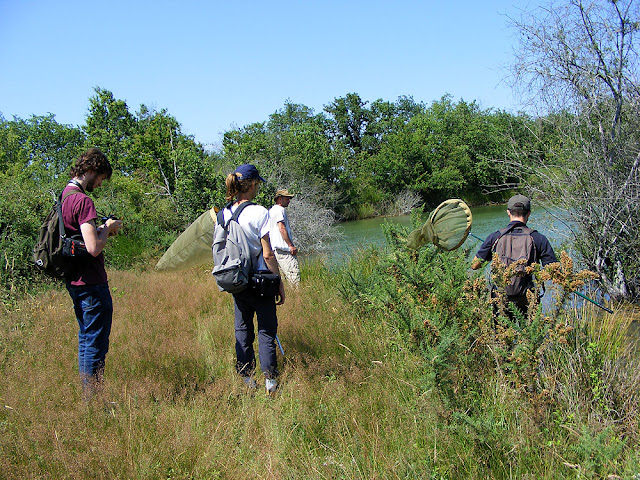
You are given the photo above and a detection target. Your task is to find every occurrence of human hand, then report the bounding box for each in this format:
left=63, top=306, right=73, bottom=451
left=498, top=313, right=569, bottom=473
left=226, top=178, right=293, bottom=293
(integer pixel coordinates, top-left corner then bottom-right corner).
left=106, top=218, right=123, bottom=236
left=290, top=245, right=298, bottom=256
left=275, top=281, right=285, bottom=305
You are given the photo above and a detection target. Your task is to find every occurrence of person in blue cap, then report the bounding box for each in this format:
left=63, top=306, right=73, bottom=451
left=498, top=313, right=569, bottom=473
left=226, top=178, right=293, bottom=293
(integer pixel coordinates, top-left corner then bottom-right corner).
left=221, top=164, right=284, bottom=394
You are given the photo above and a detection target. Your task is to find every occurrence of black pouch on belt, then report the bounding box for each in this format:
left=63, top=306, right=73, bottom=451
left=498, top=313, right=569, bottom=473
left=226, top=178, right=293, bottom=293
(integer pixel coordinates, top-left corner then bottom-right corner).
left=250, top=271, right=281, bottom=297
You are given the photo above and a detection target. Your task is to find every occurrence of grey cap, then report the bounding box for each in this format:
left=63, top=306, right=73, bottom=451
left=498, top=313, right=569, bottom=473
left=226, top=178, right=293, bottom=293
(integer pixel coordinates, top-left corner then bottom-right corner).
left=507, top=194, right=531, bottom=212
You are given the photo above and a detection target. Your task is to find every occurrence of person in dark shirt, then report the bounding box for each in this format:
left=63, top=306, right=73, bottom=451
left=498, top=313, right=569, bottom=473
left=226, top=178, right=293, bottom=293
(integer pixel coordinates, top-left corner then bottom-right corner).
left=62, top=148, right=123, bottom=400
left=471, top=194, right=557, bottom=316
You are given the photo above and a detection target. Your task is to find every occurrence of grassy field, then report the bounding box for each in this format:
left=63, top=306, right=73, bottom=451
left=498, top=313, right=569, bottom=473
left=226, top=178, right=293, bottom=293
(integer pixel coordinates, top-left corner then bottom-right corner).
left=1, top=260, right=639, bottom=479
left=0, top=264, right=440, bottom=479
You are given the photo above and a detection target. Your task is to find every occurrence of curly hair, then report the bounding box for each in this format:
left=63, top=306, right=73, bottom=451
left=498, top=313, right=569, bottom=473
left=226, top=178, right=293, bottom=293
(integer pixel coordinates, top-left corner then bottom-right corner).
left=69, top=148, right=113, bottom=179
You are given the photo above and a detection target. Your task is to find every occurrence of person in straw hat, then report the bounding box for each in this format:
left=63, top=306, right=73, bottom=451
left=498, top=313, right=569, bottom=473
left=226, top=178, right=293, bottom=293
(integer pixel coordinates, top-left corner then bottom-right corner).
left=268, top=189, right=300, bottom=287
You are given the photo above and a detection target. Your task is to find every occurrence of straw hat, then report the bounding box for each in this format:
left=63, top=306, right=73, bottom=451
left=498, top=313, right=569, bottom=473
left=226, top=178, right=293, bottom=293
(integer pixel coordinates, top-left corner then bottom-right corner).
left=274, top=189, right=295, bottom=199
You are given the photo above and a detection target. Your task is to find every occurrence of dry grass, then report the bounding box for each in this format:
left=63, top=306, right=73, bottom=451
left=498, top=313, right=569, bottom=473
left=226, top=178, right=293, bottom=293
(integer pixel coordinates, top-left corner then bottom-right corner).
left=0, top=265, right=438, bottom=479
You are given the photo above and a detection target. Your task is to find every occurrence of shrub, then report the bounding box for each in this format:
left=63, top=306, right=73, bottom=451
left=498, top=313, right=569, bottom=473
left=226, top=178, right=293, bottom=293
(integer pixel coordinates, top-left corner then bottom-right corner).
left=0, top=176, right=58, bottom=306
left=339, top=219, right=640, bottom=477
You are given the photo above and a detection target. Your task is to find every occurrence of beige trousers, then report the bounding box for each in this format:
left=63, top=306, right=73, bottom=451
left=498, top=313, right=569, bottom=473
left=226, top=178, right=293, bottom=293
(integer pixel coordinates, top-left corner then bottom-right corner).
left=274, top=250, right=300, bottom=287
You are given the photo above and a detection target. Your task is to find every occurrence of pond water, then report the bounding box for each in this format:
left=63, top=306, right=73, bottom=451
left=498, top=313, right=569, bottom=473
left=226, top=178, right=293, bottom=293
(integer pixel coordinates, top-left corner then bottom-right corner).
left=311, top=204, right=622, bottom=310
left=312, top=203, right=638, bottom=343
left=324, top=204, right=566, bottom=264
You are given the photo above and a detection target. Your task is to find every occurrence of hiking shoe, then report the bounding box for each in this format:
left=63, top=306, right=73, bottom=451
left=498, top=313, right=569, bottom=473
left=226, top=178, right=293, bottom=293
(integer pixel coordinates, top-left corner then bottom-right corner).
left=265, top=378, right=278, bottom=395
left=242, top=376, right=257, bottom=389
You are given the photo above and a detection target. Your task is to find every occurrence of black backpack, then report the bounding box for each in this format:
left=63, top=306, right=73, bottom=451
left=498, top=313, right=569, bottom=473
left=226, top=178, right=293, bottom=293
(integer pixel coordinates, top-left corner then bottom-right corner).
left=492, top=225, right=537, bottom=297
left=33, top=189, right=88, bottom=279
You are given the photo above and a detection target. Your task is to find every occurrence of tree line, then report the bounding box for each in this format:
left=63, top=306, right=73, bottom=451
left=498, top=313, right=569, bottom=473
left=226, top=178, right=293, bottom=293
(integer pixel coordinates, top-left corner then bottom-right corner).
left=0, top=87, right=529, bottom=302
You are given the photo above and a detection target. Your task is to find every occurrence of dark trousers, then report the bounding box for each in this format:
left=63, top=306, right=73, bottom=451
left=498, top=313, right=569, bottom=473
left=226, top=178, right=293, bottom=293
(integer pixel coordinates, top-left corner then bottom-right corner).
left=492, top=288, right=529, bottom=322
left=506, top=295, right=529, bottom=318
left=233, top=289, right=278, bottom=379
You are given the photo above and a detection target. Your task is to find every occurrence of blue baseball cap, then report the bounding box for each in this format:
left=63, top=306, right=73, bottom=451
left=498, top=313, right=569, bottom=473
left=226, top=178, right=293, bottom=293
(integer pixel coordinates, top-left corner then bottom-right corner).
left=234, top=164, right=266, bottom=182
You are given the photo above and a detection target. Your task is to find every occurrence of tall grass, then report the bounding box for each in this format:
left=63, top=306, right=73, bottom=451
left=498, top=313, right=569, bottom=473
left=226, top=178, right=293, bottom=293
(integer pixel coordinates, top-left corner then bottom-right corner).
left=1, top=255, right=639, bottom=478
left=0, top=262, right=437, bottom=479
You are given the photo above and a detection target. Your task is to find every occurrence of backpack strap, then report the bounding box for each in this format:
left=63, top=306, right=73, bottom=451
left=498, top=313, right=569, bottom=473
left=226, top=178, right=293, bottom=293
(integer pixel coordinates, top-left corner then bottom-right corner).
left=216, top=204, right=227, bottom=226
left=57, top=187, right=84, bottom=239
left=230, top=201, right=254, bottom=223
left=217, top=201, right=255, bottom=228
left=492, top=225, right=515, bottom=252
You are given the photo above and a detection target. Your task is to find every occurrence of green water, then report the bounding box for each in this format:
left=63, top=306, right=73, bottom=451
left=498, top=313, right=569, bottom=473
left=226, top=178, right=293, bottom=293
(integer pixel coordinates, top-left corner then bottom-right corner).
left=325, top=204, right=566, bottom=264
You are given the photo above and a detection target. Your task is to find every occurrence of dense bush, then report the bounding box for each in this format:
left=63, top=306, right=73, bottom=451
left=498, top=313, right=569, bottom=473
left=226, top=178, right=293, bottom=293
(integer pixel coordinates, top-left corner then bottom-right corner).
left=0, top=175, right=58, bottom=304
left=339, top=218, right=640, bottom=477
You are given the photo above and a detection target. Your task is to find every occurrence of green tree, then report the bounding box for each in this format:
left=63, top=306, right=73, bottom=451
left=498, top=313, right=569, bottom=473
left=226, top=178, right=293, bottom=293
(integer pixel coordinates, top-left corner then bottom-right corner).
left=131, top=105, right=200, bottom=199
left=324, top=93, right=375, bottom=156
left=509, top=0, right=640, bottom=300
left=0, top=114, right=84, bottom=181
left=267, top=101, right=336, bottom=182
left=222, top=122, right=274, bottom=167
left=223, top=103, right=342, bottom=213
left=84, top=87, right=136, bottom=172
left=173, top=149, right=226, bottom=220
left=369, top=96, right=509, bottom=205
left=368, top=95, right=424, bottom=143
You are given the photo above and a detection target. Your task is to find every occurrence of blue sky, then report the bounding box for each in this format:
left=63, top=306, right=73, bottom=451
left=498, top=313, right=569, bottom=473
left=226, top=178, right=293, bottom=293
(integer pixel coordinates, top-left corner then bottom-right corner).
left=1, top=1, right=539, bottom=149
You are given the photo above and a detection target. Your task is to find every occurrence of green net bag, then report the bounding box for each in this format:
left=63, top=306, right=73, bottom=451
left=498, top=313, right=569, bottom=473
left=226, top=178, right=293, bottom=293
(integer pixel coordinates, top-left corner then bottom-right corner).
left=155, top=207, right=218, bottom=271
left=407, top=198, right=473, bottom=251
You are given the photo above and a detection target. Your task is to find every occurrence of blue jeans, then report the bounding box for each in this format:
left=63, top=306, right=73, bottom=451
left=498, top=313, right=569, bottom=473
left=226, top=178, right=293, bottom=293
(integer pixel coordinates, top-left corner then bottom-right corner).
left=66, top=283, right=113, bottom=382
left=233, top=288, right=278, bottom=379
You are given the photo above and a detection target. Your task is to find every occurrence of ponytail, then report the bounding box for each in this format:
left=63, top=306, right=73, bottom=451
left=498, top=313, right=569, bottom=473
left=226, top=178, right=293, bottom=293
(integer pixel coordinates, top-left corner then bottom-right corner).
left=225, top=172, right=257, bottom=202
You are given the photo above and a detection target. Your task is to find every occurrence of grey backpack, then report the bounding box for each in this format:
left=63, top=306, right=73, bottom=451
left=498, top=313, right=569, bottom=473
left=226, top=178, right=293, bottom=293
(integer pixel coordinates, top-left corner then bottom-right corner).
left=492, top=225, right=537, bottom=297
left=211, top=202, right=259, bottom=293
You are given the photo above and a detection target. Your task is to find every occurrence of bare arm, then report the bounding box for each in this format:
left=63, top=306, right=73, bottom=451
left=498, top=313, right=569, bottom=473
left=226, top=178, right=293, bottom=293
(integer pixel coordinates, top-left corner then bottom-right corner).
left=277, top=221, right=298, bottom=255
left=80, top=218, right=123, bottom=257
left=471, top=256, right=484, bottom=270
left=261, top=234, right=285, bottom=305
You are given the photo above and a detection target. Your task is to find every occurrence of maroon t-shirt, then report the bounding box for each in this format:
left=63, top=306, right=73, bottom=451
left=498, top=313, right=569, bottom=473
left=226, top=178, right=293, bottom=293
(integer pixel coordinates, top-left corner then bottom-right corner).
left=61, top=185, right=108, bottom=286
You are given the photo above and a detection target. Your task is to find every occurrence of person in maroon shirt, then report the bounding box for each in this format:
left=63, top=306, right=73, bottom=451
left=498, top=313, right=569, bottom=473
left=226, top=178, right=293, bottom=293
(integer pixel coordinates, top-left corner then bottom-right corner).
left=62, top=148, right=123, bottom=400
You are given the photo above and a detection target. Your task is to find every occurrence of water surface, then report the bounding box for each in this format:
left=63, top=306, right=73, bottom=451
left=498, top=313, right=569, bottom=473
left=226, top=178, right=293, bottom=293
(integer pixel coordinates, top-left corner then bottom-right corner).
left=325, top=204, right=563, bottom=264
left=309, top=203, right=635, bottom=342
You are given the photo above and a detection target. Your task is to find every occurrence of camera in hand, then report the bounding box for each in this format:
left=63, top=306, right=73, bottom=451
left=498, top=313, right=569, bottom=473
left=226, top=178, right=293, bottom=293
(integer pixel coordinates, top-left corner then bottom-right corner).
left=101, top=214, right=119, bottom=223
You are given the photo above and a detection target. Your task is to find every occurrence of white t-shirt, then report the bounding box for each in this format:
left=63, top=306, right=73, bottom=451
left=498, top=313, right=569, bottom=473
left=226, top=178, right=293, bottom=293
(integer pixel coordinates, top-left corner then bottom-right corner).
left=268, top=204, right=293, bottom=252
left=222, top=203, right=270, bottom=271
